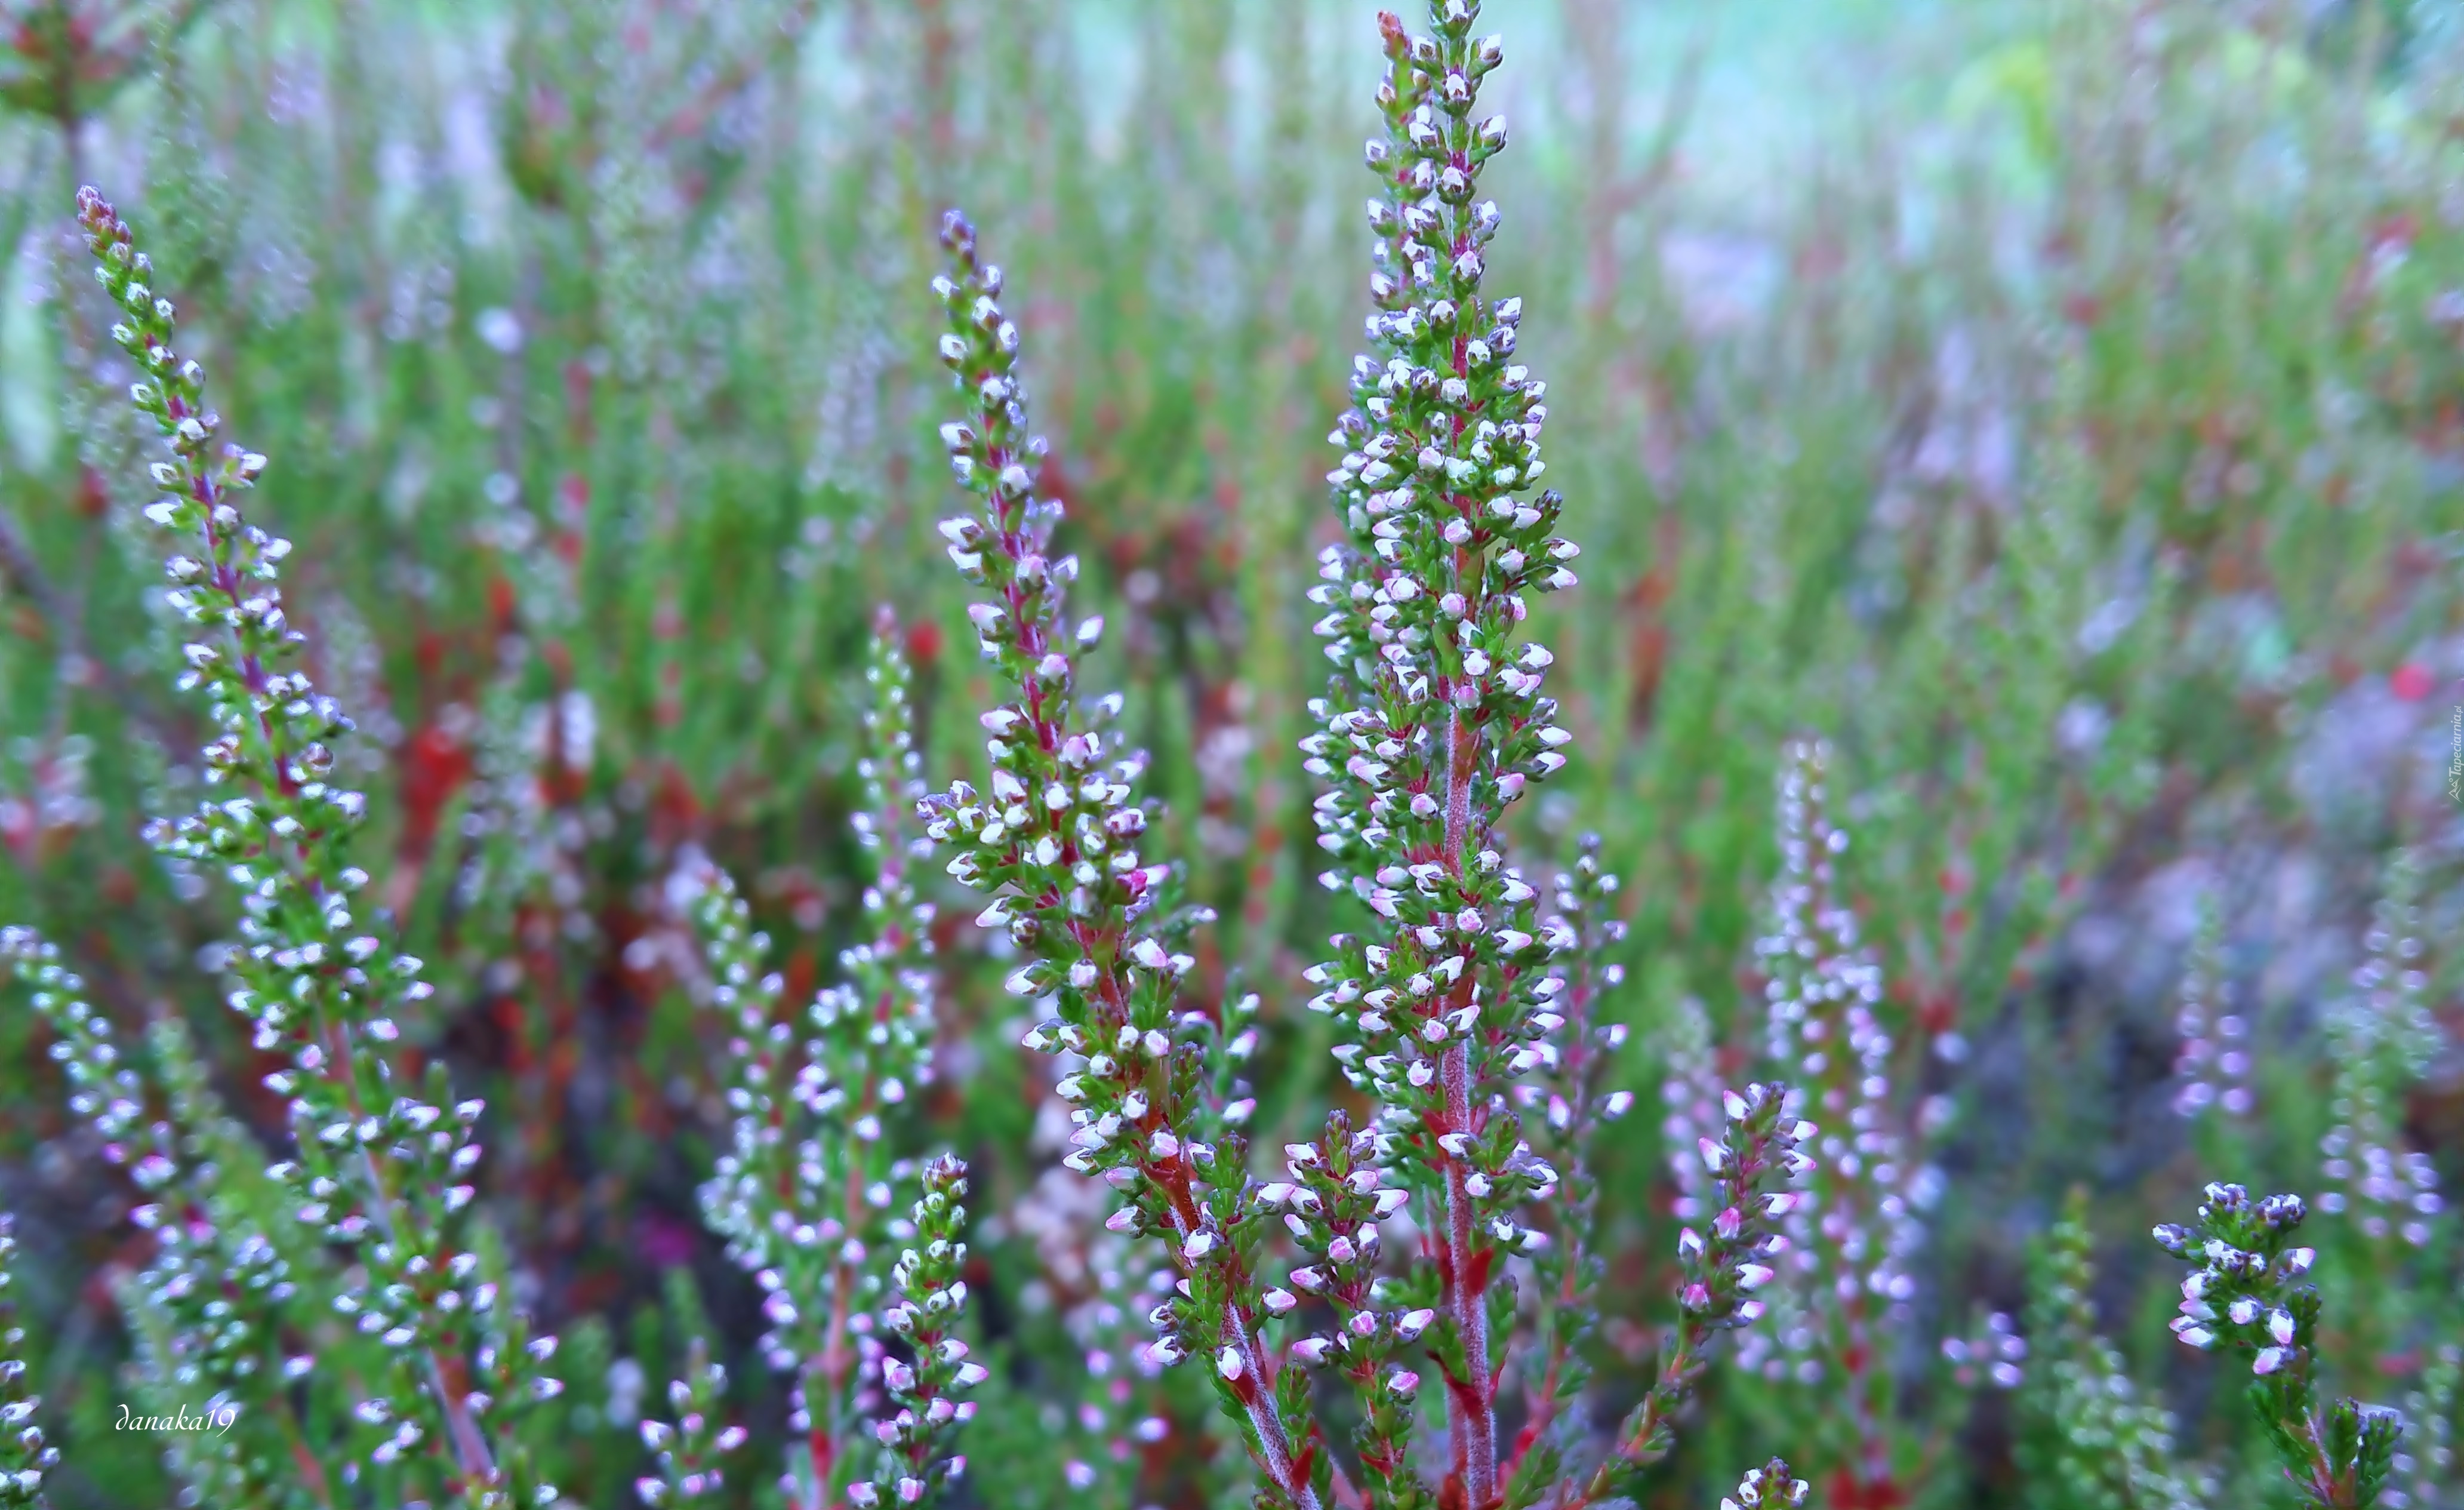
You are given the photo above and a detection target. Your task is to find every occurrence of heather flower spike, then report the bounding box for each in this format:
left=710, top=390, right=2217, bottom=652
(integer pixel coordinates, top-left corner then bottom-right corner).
left=1304, top=2, right=1606, bottom=1502
left=925, top=210, right=1299, bottom=1505
left=1752, top=741, right=1926, bottom=1320
left=849, top=1158, right=979, bottom=1510
left=0, top=1216, right=59, bottom=1509
left=1724, top=739, right=1952, bottom=1494
left=2171, top=891, right=2252, bottom=1121
left=688, top=609, right=965, bottom=1510
left=73, top=186, right=565, bottom=1510
left=2156, top=1184, right=2401, bottom=1508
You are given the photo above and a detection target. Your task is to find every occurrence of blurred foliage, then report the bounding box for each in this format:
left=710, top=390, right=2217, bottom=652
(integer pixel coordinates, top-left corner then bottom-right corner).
left=0, top=0, right=2457, bottom=1506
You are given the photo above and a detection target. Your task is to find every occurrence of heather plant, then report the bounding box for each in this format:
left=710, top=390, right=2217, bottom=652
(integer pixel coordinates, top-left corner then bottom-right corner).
left=0, top=0, right=2457, bottom=1507
left=46, top=187, right=568, bottom=1509
left=917, top=7, right=1813, bottom=1504
left=1710, top=738, right=1991, bottom=1504
left=685, top=613, right=981, bottom=1510
left=2157, top=1185, right=2398, bottom=1510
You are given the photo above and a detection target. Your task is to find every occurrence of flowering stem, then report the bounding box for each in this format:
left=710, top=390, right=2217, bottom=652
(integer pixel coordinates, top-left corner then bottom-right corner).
left=2157, top=1185, right=2401, bottom=1509
left=923, top=213, right=1317, bottom=1510
left=72, top=184, right=565, bottom=1508
left=1569, top=1084, right=1810, bottom=1509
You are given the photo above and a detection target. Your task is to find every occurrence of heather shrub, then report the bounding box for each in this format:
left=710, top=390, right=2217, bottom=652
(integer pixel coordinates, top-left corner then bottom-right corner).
left=0, top=1, right=2454, bottom=1509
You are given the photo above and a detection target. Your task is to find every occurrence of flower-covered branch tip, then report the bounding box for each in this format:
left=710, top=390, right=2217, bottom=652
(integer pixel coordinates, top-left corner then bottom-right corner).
left=1299, top=1, right=1594, bottom=1502
left=2157, top=1184, right=2401, bottom=1509
left=847, top=1157, right=982, bottom=1510
left=923, top=210, right=1304, bottom=1508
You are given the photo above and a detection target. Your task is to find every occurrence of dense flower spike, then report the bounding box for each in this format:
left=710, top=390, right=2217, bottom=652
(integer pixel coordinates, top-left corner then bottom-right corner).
left=2018, top=1189, right=2205, bottom=1510
left=924, top=213, right=1307, bottom=1508
left=633, top=1339, right=749, bottom=1506
left=0, top=1217, right=58, bottom=1509
left=1300, top=5, right=1593, bottom=1503
left=1576, top=1082, right=1813, bottom=1505
left=1754, top=742, right=1927, bottom=1318
left=2156, top=1184, right=2401, bottom=1509
left=688, top=612, right=954, bottom=1510
left=70, top=187, right=563, bottom=1510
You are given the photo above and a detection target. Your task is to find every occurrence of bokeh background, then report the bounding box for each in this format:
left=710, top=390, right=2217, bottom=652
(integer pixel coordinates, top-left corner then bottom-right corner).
left=0, top=0, right=2459, bottom=1505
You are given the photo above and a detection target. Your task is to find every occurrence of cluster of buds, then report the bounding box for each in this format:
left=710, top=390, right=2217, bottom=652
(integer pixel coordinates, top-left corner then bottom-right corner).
left=0, top=1216, right=57, bottom=1508
left=2157, top=1185, right=2402, bottom=1509
left=2317, top=856, right=2443, bottom=1248
left=2171, top=894, right=2253, bottom=1120
left=72, top=186, right=563, bottom=1509
left=1262, top=1113, right=1427, bottom=1497
left=1720, top=1458, right=1811, bottom=1510
left=848, top=1159, right=983, bottom=1509
left=2159, top=1186, right=2320, bottom=1372
left=2020, top=1189, right=2204, bottom=1510
left=634, top=1339, right=749, bottom=1505
left=923, top=211, right=1308, bottom=1508
left=688, top=616, right=951, bottom=1510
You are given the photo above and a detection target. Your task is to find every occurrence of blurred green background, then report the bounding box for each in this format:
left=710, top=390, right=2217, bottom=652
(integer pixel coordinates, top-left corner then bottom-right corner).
left=0, top=0, right=2458, bottom=1505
